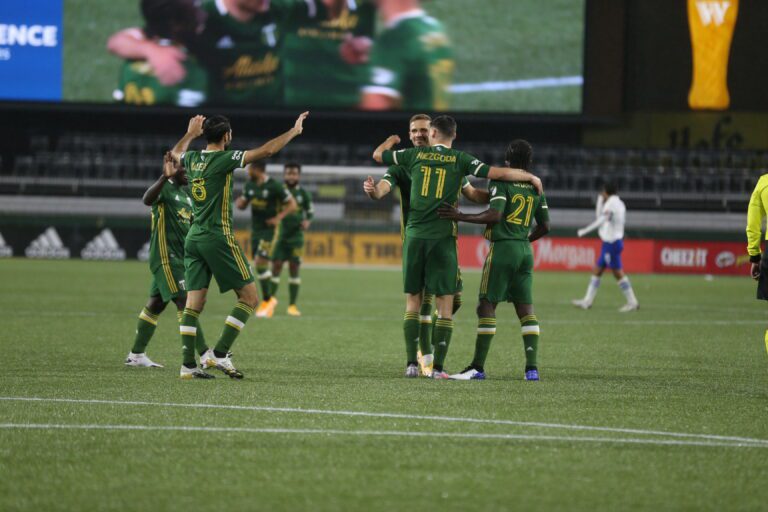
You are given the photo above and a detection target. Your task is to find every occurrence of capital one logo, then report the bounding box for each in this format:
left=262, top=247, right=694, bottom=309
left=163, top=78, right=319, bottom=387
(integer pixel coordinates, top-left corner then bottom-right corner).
left=696, top=1, right=731, bottom=26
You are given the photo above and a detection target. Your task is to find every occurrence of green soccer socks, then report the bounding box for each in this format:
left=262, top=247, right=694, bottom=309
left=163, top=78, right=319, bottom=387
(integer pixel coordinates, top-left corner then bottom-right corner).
left=432, top=318, right=455, bottom=371
left=131, top=308, right=158, bottom=354
left=403, top=312, right=419, bottom=365
left=471, top=317, right=497, bottom=370
left=520, top=314, right=540, bottom=369
left=214, top=302, right=254, bottom=356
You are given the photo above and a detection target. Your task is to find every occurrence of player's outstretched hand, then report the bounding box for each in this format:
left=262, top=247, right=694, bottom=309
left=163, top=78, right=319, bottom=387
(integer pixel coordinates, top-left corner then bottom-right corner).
left=162, top=152, right=178, bottom=178
left=187, top=115, right=205, bottom=137
left=577, top=229, right=586, bottom=238
left=751, top=262, right=761, bottom=280
left=437, top=202, right=461, bottom=220
left=147, top=45, right=187, bottom=86
left=294, top=111, right=310, bottom=134
left=363, top=176, right=375, bottom=196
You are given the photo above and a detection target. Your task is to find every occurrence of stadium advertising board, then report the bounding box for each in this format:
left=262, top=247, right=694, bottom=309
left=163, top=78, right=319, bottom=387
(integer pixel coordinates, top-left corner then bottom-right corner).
left=653, top=240, right=750, bottom=276
left=0, top=0, right=586, bottom=113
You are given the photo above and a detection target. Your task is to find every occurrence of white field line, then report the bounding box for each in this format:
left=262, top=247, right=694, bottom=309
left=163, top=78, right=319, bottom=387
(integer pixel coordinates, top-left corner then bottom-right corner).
left=449, top=76, right=583, bottom=94
left=0, top=423, right=763, bottom=449
left=1, top=397, right=766, bottom=447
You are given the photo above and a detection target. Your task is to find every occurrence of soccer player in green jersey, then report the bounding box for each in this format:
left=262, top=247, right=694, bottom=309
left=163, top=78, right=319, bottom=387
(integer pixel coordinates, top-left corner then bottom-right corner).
left=364, top=113, right=489, bottom=377
left=361, top=0, right=453, bottom=111
left=235, top=161, right=297, bottom=318
left=126, top=152, right=212, bottom=368
left=270, top=163, right=314, bottom=316
left=108, top=0, right=208, bottom=107
left=282, top=1, right=376, bottom=108
left=170, top=111, right=309, bottom=379
left=438, top=140, right=551, bottom=381
left=373, top=116, right=543, bottom=378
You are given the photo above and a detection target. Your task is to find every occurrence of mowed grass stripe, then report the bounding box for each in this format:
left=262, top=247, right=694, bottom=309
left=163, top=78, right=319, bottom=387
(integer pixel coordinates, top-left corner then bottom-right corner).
left=3, top=396, right=767, bottom=446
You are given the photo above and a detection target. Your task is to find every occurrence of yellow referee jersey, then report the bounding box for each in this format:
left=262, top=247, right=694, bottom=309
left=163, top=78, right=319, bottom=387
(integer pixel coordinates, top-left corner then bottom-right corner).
left=746, top=174, right=768, bottom=260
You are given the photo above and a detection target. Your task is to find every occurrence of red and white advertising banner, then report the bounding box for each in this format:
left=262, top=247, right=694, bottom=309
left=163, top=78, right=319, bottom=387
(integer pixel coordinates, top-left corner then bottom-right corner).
left=652, top=240, right=750, bottom=275
left=458, top=236, right=747, bottom=275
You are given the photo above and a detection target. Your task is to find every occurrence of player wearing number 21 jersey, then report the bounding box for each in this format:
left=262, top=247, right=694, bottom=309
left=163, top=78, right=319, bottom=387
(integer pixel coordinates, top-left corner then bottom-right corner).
left=439, top=140, right=550, bottom=382
left=373, top=116, right=544, bottom=379
left=170, top=112, right=309, bottom=380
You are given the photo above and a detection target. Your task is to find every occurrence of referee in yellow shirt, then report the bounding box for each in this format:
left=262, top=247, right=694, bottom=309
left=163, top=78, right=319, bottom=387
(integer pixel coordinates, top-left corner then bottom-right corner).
left=746, top=174, right=768, bottom=354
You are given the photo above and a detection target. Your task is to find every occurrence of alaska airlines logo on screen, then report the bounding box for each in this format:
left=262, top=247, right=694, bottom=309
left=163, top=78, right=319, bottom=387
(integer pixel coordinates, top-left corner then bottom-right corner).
left=0, top=0, right=62, bottom=101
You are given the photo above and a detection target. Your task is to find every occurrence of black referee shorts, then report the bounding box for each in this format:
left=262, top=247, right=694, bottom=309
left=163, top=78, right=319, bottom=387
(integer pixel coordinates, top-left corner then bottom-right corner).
left=757, top=259, right=768, bottom=300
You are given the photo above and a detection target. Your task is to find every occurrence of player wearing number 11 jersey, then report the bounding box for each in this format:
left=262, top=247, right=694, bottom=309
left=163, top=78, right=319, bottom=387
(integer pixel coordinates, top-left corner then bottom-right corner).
left=373, top=116, right=544, bottom=378
left=170, top=112, right=308, bottom=380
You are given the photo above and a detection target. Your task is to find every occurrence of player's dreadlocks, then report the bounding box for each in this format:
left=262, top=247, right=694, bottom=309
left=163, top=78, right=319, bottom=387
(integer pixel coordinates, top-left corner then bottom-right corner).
left=505, top=139, right=533, bottom=171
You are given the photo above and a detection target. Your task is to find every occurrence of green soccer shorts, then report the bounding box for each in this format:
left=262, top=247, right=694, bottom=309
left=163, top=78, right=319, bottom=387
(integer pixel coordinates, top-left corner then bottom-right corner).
left=184, top=236, right=254, bottom=293
left=251, top=229, right=276, bottom=260
left=479, top=240, right=534, bottom=304
left=149, top=261, right=186, bottom=303
left=403, top=236, right=459, bottom=296
left=271, top=236, right=304, bottom=263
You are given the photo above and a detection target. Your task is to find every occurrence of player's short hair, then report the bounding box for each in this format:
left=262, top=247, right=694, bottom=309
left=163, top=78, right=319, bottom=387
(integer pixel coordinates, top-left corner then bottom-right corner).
left=505, top=140, right=533, bottom=171
left=203, top=115, right=231, bottom=143
left=284, top=162, right=302, bottom=173
left=141, top=0, right=202, bottom=44
left=603, top=181, right=618, bottom=195
left=430, top=115, right=457, bottom=139
left=409, top=114, right=431, bottom=124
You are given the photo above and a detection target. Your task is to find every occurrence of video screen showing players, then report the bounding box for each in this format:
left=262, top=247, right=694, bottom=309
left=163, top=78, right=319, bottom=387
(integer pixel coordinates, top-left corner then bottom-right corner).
left=0, top=0, right=585, bottom=113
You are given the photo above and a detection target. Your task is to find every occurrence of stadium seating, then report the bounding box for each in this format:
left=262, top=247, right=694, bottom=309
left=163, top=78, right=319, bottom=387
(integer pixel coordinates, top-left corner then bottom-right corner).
left=1, top=131, right=765, bottom=211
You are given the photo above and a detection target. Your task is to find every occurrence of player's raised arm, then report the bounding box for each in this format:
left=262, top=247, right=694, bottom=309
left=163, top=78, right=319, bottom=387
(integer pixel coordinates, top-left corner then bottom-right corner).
left=372, top=135, right=401, bottom=163
left=171, top=115, right=205, bottom=163
left=142, top=152, right=177, bottom=206
left=577, top=214, right=608, bottom=238
left=243, top=112, right=309, bottom=165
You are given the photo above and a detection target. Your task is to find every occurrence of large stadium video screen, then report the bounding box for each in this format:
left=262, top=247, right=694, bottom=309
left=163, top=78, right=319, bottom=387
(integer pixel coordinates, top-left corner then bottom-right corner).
left=0, top=0, right=585, bottom=113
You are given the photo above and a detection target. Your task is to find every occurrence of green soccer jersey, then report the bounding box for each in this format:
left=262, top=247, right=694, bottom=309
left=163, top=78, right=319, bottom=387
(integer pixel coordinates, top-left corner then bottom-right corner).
left=485, top=180, right=549, bottom=242
left=382, top=165, right=469, bottom=239
left=243, top=176, right=292, bottom=233
left=279, top=186, right=314, bottom=241
left=195, top=0, right=324, bottom=106
left=364, top=10, right=454, bottom=110
left=182, top=149, right=247, bottom=241
left=149, top=180, right=194, bottom=271
left=115, top=42, right=208, bottom=107
left=281, top=1, right=376, bottom=108
left=382, top=145, right=489, bottom=239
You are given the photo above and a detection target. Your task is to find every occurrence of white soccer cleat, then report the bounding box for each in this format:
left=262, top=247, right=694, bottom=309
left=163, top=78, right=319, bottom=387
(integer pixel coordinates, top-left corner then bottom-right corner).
left=619, top=302, right=639, bottom=313
left=179, top=365, right=215, bottom=380
left=430, top=369, right=450, bottom=380
left=449, top=366, right=486, bottom=380
left=200, top=349, right=216, bottom=370
left=209, top=353, right=244, bottom=379
left=124, top=352, right=163, bottom=368
left=571, top=299, right=591, bottom=310
left=405, top=363, right=419, bottom=378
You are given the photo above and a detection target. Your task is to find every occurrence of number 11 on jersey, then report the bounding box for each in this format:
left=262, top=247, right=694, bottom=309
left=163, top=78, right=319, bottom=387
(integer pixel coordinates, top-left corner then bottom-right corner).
left=420, top=166, right=446, bottom=199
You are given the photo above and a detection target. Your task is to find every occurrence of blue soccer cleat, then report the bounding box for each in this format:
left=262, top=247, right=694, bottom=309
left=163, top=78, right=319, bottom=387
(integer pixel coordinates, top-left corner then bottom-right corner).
left=524, top=369, right=540, bottom=381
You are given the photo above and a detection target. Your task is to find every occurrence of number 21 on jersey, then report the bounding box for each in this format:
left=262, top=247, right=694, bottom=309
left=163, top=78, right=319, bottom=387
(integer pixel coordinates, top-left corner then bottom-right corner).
left=506, top=194, right=534, bottom=227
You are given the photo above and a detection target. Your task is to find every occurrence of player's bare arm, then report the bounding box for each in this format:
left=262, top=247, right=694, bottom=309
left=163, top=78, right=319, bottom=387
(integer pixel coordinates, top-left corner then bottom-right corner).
left=372, top=135, right=401, bottom=163
left=171, top=115, right=205, bottom=163
left=142, top=152, right=177, bottom=206
left=265, top=196, right=299, bottom=227
left=487, top=167, right=543, bottom=194
left=361, top=93, right=400, bottom=111
left=462, top=183, right=490, bottom=204
left=437, top=203, right=503, bottom=225
left=243, top=112, right=309, bottom=165
left=106, top=28, right=187, bottom=86
left=528, top=221, right=551, bottom=243
left=235, top=195, right=249, bottom=210
left=363, top=176, right=392, bottom=199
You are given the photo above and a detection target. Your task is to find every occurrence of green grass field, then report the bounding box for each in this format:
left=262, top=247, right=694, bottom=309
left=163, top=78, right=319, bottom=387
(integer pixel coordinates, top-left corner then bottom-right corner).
left=0, top=259, right=766, bottom=511
left=62, top=0, right=584, bottom=112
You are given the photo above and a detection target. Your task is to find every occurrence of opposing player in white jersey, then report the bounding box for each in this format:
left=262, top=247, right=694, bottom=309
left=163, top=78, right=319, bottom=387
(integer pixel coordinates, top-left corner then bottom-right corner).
left=572, top=182, right=639, bottom=312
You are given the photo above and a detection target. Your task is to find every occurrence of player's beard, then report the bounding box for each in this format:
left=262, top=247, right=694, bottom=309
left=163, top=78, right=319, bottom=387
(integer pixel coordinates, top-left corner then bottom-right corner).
left=285, top=180, right=299, bottom=188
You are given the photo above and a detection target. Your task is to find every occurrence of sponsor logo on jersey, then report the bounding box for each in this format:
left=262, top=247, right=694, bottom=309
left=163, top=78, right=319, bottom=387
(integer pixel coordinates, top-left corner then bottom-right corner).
left=137, top=241, right=150, bottom=262
left=81, top=229, right=126, bottom=261
left=0, top=232, right=13, bottom=257
left=25, top=227, right=70, bottom=259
